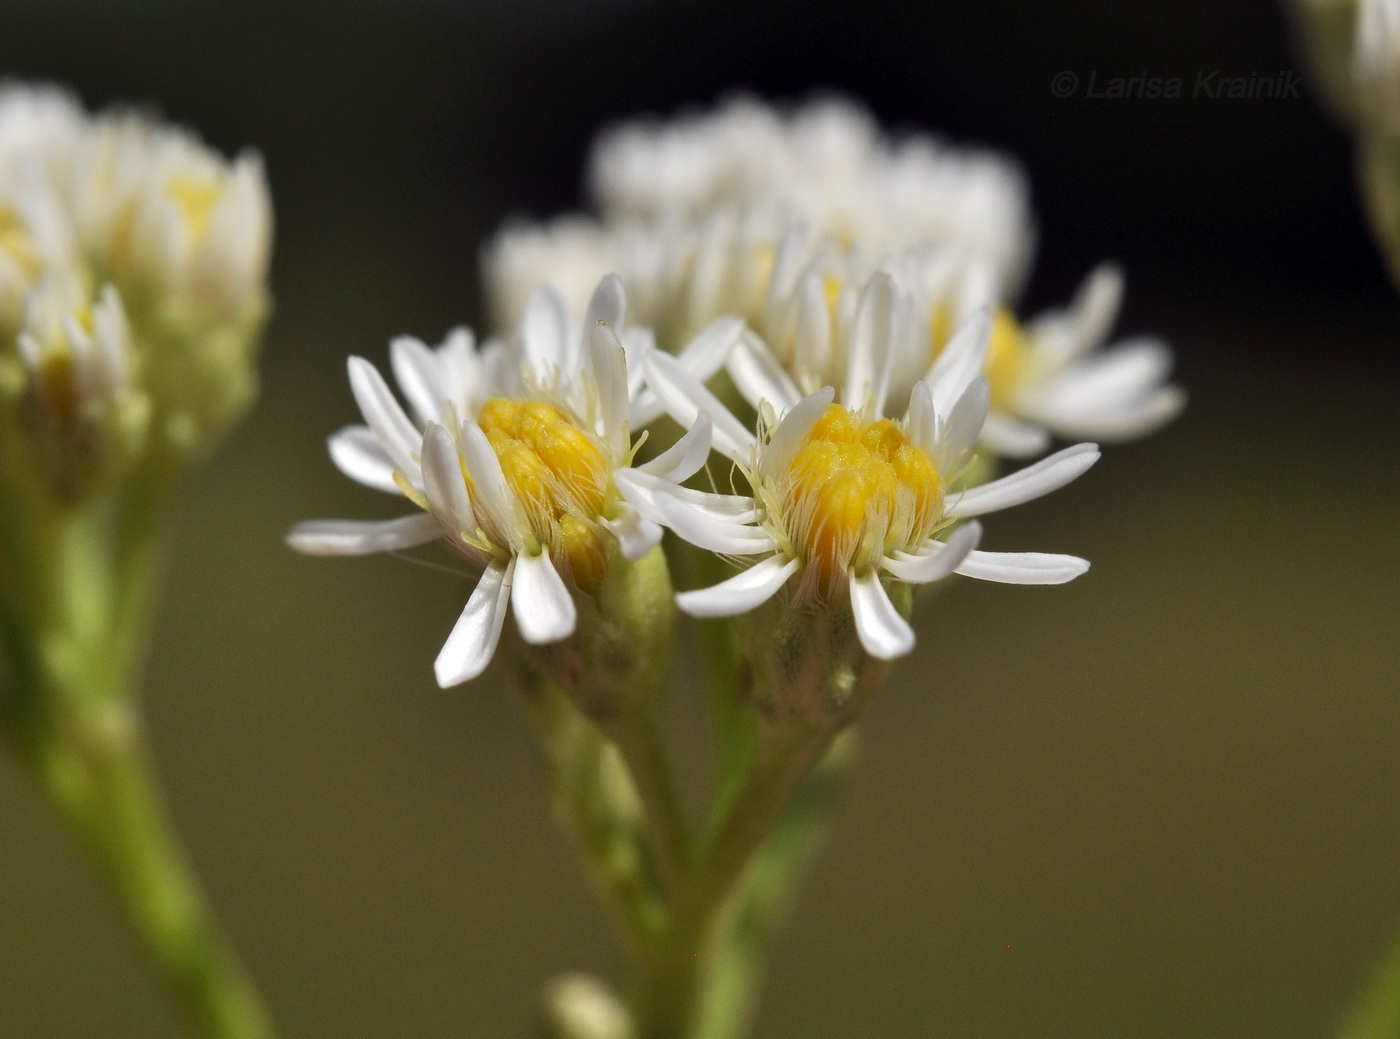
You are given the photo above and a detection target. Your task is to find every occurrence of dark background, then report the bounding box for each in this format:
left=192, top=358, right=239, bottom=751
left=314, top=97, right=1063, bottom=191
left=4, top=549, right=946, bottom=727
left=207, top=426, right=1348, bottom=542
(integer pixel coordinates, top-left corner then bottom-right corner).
left=2, top=1, right=1399, bottom=1037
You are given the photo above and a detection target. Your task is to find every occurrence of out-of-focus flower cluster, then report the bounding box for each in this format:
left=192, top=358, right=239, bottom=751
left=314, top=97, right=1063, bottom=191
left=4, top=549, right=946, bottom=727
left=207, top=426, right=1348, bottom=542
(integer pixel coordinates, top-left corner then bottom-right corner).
left=294, top=95, right=1183, bottom=689
left=0, top=82, right=272, bottom=504
left=1288, top=0, right=1400, bottom=286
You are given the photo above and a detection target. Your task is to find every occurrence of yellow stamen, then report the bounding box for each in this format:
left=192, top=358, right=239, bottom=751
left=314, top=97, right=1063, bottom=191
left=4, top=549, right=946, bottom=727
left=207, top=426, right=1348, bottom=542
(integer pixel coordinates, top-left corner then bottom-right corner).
left=782, top=404, right=942, bottom=587
left=475, top=397, right=609, bottom=592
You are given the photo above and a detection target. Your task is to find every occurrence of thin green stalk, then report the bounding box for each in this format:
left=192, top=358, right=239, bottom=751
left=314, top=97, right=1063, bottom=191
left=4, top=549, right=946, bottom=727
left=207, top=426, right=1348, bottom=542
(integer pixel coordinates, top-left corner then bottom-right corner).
left=692, top=730, right=856, bottom=1039
left=1, top=494, right=275, bottom=1039
left=641, top=720, right=834, bottom=1039
left=600, top=708, right=693, bottom=896
left=23, top=703, right=273, bottom=1039
left=511, top=664, right=669, bottom=955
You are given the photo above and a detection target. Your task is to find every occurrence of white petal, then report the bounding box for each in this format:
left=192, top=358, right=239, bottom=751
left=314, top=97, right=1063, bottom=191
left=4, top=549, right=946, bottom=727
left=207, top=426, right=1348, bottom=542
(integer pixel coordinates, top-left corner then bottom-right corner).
left=677, top=315, right=747, bottom=381
left=849, top=570, right=916, bottom=660
left=727, top=330, right=802, bottom=413
left=646, top=489, right=775, bottom=555
left=614, top=468, right=757, bottom=524
left=907, top=380, right=937, bottom=455
left=1030, top=337, right=1174, bottom=414
left=881, top=522, right=983, bottom=584
left=521, top=284, right=571, bottom=375
left=328, top=425, right=400, bottom=494
left=512, top=551, right=577, bottom=644
left=793, top=272, right=834, bottom=381
left=582, top=274, right=627, bottom=340
left=390, top=335, right=446, bottom=427
left=588, top=320, right=629, bottom=458
left=420, top=423, right=476, bottom=536
left=644, top=351, right=755, bottom=458
left=601, top=505, right=663, bottom=561
left=347, top=356, right=422, bottom=485
left=1024, top=385, right=1186, bottom=442
left=934, top=376, right=990, bottom=474
left=843, top=272, right=897, bottom=410
left=636, top=412, right=712, bottom=482
left=1030, top=265, right=1123, bottom=368
left=459, top=420, right=521, bottom=547
left=978, top=411, right=1052, bottom=458
left=1064, top=264, right=1123, bottom=361
left=435, top=560, right=514, bottom=687
left=758, top=386, right=835, bottom=482
left=955, top=550, right=1090, bottom=584
left=437, top=326, right=479, bottom=411
left=953, top=442, right=1099, bottom=518
left=675, top=555, right=799, bottom=617
left=285, top=513, right=440, bottom=556
left=925, top=308, right=991, bottom=417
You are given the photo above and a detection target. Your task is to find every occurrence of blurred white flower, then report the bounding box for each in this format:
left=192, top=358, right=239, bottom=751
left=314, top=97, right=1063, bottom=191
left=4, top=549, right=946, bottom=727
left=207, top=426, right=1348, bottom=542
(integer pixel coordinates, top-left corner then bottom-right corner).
left=968, top=265, right=1185, bottom=456
left=588, top=94, right=1035, bottom=292
left=69, top=110, right=272, bottom=322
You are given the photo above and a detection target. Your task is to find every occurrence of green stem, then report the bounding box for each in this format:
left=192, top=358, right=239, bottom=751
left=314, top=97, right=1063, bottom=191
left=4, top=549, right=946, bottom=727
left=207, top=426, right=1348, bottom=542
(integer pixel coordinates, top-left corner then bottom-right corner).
left=692, top=729, right=856, bottom=1039
left=511, top=664, right=669, bottom=956
left=642, top=720, right=834, bottom=1039
left=600, top=708, right=693, bottom=896
left=1, top=489, right=275, bottom=1039
left=22, top=704, right=273, bottom=1039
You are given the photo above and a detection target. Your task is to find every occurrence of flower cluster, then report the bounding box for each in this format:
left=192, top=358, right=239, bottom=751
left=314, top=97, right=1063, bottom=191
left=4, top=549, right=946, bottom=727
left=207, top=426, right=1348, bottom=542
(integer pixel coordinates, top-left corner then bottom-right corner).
left=296, top=95, right=1183, bottom=688
left=0, top=81, right=272, bottom=502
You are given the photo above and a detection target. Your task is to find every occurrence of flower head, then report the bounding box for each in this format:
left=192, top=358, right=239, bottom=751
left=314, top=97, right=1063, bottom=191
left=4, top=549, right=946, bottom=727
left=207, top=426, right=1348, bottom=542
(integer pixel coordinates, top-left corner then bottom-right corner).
left=619, top=304, right=1099, bottom=661
left=1, top=276, right=148, bottom=501
left=289, top=277, right=725, bottom=687
left=69, top=109, right=272, bottom=324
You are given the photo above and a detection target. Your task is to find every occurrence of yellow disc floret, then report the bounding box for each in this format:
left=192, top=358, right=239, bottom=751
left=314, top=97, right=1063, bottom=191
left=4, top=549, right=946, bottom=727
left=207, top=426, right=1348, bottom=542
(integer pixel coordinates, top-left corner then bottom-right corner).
left=984, top=308, right=1029, bottom=410
left=780, top=404, right=942, bottom=588
left=475, top=397, right=609, bottom=591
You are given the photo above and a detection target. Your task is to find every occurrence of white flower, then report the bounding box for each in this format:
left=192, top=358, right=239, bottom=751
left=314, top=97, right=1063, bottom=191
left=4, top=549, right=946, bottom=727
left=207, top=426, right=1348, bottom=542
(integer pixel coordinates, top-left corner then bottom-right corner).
left=15, top=277, right=135, bottom=420
left=68, top=109, right=272, bottom=321
left=288, top=277, right=727, bottom=687
left=970, top=265, right=1185, bottom=457
left=689, top=234, right=1181, bottom=461
left=617, top=306, right=1099, bottom=661
left=0, top=82, right=86, bottom=175
left=588, top=93, right=1035, bottom=292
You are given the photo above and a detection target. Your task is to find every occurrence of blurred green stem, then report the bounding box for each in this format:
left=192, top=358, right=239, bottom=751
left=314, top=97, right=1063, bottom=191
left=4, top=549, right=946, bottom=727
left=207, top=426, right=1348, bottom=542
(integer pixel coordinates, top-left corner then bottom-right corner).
left=1337, top=924, right=1400, bottom=1039
left=1, top=489, right=274, bottom=1039
left=511, top=662, right=670, bottom=955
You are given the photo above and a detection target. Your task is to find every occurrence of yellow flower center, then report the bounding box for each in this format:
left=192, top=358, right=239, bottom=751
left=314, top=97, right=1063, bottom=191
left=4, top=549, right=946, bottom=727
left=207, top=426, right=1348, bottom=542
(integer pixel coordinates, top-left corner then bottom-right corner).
left=780, top=404, right=941, bottom=587
left=928, top=305, right=1029, bottom=411
left=165, top=175, right=222, bottom=240
left=476, top=397, right=609, bottom=591
left=985, top=308, right=1029, bottom=410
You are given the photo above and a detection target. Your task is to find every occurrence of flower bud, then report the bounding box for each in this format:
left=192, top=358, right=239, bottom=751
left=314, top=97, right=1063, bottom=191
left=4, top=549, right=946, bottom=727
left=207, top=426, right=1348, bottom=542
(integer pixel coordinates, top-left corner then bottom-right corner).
left=1, top=278, right=148, bottom=504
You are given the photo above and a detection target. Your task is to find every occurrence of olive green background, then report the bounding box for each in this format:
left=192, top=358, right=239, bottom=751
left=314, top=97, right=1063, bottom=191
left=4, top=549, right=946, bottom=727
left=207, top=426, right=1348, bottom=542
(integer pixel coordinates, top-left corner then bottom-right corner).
left=2, top=1, right=1399, bottom=1036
